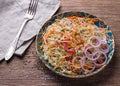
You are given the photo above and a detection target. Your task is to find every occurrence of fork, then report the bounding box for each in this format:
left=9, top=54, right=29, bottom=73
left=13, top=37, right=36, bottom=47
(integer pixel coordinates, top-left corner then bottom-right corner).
left=5, top=0, right=39, bottom=60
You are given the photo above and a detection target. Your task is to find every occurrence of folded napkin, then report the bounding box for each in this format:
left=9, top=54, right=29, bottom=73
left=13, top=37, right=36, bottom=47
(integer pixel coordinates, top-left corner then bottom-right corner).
left=0, top=0, right=60, bottom=60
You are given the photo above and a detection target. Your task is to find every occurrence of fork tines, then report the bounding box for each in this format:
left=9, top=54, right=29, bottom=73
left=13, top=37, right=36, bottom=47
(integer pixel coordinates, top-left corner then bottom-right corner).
left=28, top=0, right=39, bottom=15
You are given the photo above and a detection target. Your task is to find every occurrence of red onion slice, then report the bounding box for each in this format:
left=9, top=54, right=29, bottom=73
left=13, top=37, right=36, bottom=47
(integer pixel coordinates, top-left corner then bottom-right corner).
left=85, top=46, right=97, bottom=60
left=93, top=30, right=107, bottom=41
left=81, top=58, right=95, bottom=74
left=91, top=52, right=101, bottom=60
left=88, top=36, right=101, bottom=47
left=93, top=51, right=107, bottom=67
left=99, top=42, right=109, bottom=53
left=72, top=57, right=82, bottom=68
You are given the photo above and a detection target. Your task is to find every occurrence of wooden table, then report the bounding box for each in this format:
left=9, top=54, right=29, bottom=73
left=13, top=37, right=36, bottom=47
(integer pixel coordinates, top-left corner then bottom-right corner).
left=0, top=0, right=120, bottom=86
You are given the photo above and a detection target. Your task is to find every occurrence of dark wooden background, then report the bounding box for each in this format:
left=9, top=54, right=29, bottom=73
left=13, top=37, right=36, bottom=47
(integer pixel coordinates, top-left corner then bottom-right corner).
left=0, top=0, right=120, bottom=86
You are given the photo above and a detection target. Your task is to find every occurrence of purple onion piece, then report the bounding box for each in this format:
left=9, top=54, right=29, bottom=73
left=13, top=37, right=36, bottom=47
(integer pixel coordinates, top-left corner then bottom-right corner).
left=99, top=42, right=109, bottom=53
left=72, top=57, right=82, bottom=68
left=81, top=57, right=95, bottom=74
left=85, top=46, right=98, bottom=60
left=88, top=36, right=101, bottom=47
left=93, top=51, right=107, bottom=67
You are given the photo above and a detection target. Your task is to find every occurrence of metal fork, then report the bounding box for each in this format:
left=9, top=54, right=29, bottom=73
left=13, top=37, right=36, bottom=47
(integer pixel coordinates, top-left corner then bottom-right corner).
left=5, top=0, right=39, bottom=60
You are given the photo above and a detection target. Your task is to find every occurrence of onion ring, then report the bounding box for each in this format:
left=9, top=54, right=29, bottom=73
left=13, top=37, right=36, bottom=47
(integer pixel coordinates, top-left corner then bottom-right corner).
left=99, top=42, right=109, bottom=53
left=93, top=51, right=107, bottom=67
left=72, top=57, right=82, bottom=68
left=93, top=30, right=107, bottom=41
left=81, top=58, right=95, bottom=74
left=91, top=51, right=101, bottom=60
left=88, top=36, right=101, bottom=47
left=85, top=46, right=97, bottom=60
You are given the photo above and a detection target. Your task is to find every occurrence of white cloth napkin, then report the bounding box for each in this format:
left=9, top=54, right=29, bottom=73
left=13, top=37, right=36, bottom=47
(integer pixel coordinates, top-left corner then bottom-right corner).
left=0, top=0, right=60, bottom=60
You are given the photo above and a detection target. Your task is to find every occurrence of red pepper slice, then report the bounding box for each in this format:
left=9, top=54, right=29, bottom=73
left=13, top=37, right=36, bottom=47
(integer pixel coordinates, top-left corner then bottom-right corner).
left=63, top=40, right=76, bottom=54
left=66, top=49, right=75, bottom=54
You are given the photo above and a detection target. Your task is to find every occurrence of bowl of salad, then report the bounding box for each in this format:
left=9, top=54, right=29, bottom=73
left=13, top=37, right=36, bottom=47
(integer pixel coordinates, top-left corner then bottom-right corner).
left=36, top=12, right=115, bottom=78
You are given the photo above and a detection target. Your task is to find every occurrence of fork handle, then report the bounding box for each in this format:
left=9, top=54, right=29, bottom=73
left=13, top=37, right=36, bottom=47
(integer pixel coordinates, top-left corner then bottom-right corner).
left=5, top=19, right=29, bottom=60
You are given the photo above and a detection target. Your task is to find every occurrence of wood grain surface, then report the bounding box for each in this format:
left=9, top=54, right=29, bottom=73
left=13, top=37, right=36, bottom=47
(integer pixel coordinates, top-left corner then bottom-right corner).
left=0, top=0, right=120, bottom=86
